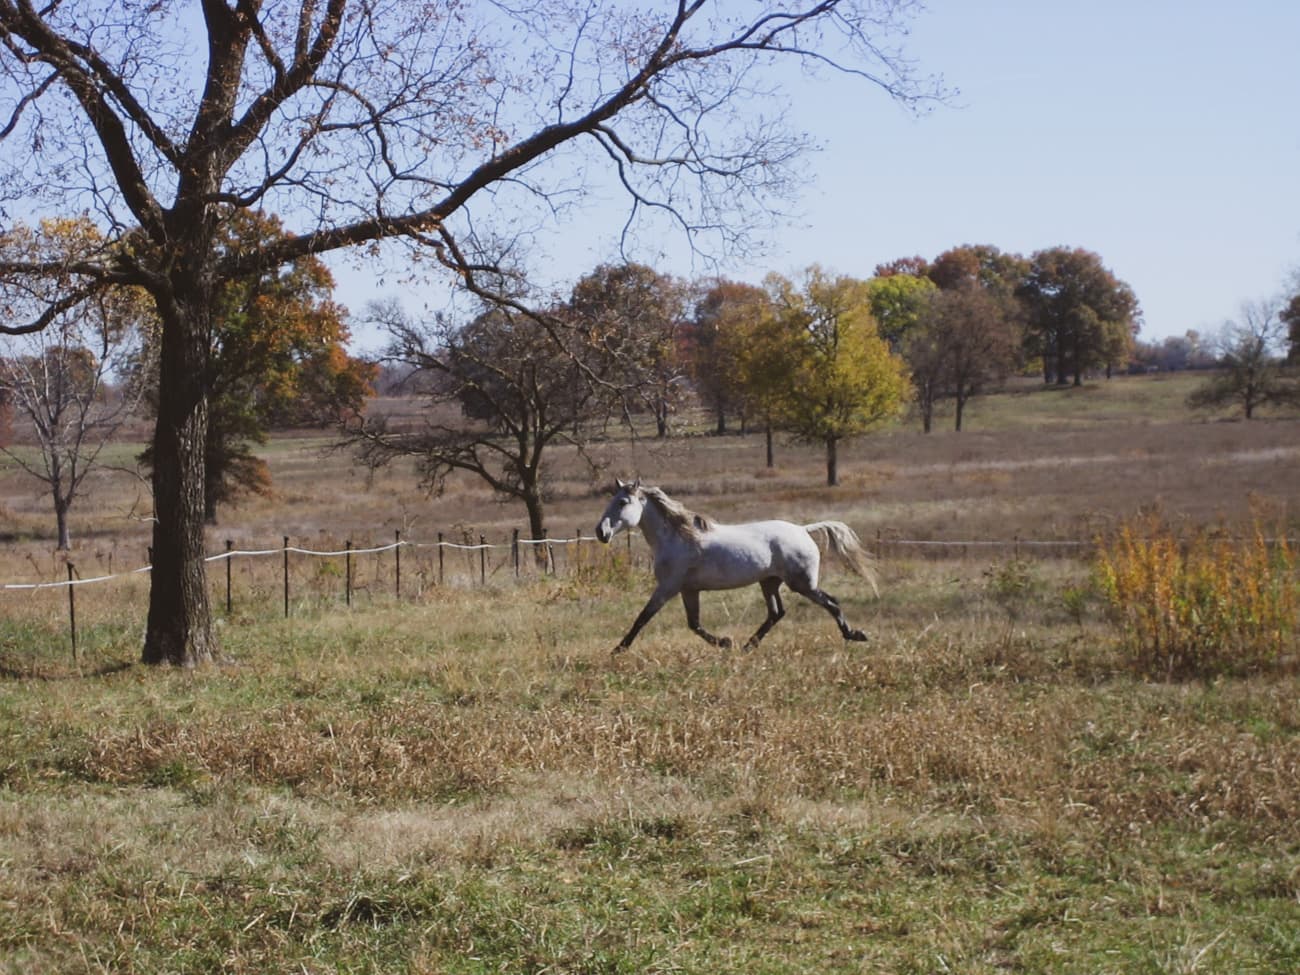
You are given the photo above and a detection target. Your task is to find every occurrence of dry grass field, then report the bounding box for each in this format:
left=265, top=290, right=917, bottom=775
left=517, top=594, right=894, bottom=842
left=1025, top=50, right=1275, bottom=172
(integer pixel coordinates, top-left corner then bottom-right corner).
left=2, top=372, right=1299, bottom=973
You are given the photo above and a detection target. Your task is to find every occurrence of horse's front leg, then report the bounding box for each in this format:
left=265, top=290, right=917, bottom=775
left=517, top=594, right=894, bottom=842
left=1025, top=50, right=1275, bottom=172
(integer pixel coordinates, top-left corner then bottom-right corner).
left=681, top=589, right=732, bottom=650
left=613, top=584, right=677, bottom=654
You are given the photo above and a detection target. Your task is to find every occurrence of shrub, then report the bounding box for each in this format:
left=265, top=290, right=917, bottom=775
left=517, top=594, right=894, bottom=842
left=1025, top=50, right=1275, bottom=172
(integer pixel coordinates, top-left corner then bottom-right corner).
left=983, top=557, right=1039, bottom=623
left=1095, top=515, right=1298, bottom=678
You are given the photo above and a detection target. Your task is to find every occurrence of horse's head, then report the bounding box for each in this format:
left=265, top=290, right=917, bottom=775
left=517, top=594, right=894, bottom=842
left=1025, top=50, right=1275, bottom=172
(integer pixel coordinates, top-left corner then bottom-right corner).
left=595, top=478, right=644, bottom=543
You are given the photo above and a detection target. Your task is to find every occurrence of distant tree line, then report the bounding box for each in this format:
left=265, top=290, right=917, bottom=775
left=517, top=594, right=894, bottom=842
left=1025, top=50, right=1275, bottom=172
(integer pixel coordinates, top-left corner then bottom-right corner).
left=352, top=243, right=1138, bottom=518
left=5, top=217, right=1298, bottom=561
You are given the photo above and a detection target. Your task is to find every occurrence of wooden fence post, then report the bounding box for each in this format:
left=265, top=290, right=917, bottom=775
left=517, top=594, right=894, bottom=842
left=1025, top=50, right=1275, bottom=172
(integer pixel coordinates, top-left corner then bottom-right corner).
left=437, top=532, right=444, bottom=586
left=513, top=528, right=520, bottom=578
left=225, top=539, right=233, bottom=615
left=66, top=562, right=77, bottom=665
left=480, top=534, right=487, bottom=585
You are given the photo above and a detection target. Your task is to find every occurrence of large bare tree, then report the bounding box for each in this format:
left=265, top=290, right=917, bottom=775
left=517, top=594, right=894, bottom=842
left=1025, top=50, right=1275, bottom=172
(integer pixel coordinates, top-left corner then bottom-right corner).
left=0, top=0, right=941, bottom=666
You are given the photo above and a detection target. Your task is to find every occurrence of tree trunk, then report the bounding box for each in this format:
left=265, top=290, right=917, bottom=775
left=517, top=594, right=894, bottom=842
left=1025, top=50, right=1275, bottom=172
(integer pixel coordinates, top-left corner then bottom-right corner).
left=655, top=400, right=669, bottom=437
left=764, top=421, right=774, bottom=468
left=54, top=495, right=70, bottom=551
left=142, top=294, right=216, bottom=667
left=954, top=391, right=966, bottom=432
left=524, top=484, right=548, bottom=568
left=826, top=436, right=838, bottom=486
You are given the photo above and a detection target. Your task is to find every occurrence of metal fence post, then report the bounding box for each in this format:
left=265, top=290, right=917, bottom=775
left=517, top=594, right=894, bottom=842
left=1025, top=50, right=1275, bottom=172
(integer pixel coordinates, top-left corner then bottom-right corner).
left=67, top=562, right=77, bottom=665
left=225, top=539, right=233, bottom=615
left=480, top=533, right=487, bottom=585
left=437, top=532, right=444, bottom=586
left=283, top=536, right=290, bottom=618
left=345, top=539, right=353, bottom=607
left=395, top=530, right=402, bottom=599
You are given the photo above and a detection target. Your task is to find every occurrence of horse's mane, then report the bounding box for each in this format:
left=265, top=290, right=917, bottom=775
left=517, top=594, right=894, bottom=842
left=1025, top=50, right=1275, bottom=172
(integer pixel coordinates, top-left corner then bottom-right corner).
left=642, top=486, right=715, bottom=541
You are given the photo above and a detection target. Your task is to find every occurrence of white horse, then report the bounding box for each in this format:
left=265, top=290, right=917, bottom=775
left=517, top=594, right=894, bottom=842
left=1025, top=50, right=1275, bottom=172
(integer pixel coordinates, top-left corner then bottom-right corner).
left=594, top=479, right=877, bottom=653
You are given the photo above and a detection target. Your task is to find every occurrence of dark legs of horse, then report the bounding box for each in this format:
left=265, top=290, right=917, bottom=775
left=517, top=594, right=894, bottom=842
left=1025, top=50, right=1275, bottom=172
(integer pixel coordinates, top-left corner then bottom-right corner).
left=614, top=587, right=734, bottom=653
left=682, top=589, right=732, bottom=649
left=792, top=584, right=869, bottom=642
left=613, top=588, right=672, bottom=653
left=744, top=577, right=786, bottom=649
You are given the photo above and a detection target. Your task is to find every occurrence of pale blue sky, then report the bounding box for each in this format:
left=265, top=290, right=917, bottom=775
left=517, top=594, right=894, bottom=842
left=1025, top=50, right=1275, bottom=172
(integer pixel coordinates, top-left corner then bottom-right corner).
left=336, top=1, right=1299, bottom=348
left=774, top=0, right=1300, bottom=342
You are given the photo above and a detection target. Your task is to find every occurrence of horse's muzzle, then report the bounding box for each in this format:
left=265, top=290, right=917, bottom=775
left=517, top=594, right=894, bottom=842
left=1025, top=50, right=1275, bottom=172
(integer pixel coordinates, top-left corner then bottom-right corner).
left=595, top=520, right=614, bottom=543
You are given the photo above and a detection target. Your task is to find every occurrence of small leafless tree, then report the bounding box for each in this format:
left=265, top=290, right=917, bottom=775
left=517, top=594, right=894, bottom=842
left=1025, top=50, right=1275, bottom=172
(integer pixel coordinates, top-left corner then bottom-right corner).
left=0, top=219, right=152, bottom=549
left=1187, top=299, right=1297, bottom=419
left=0, top=293, right=151, bottom=550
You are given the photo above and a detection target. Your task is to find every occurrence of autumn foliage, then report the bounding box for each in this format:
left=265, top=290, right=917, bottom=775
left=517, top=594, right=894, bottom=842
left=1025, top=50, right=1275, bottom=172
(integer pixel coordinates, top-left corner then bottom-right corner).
left=1095, top=515, right=1298, bottom=678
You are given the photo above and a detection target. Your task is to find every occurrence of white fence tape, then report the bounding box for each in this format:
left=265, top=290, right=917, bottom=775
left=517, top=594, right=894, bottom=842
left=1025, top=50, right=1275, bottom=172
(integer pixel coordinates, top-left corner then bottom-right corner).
left=0, top=532, right=1096, bottom=593
left=4, top=531, right=1292, bottom=593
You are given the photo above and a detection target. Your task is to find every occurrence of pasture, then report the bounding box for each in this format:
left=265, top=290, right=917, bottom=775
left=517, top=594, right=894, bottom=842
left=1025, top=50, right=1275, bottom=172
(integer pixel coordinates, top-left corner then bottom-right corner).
left=2, top=373, right=1299, bottom=973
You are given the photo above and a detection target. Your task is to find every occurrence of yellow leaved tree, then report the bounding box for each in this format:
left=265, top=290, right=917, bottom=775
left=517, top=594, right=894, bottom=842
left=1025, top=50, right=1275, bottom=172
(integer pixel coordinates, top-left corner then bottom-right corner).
left=766, top=267, right=912, bottom=485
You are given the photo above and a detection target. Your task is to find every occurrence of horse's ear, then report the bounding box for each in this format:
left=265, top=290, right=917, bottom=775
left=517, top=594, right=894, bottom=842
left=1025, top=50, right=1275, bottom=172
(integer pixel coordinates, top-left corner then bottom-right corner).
left=631, top=478, right=641, bottom=492
left=615, top=478, right=627, bottom=492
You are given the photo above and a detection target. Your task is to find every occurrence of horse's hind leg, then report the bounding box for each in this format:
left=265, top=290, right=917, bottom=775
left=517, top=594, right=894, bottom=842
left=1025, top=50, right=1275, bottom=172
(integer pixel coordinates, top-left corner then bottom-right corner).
left=793, top=585, right=869, bottom=642
left=744, top=577, right=786, bottom=650
left=681, top=589, right=732, bottom=649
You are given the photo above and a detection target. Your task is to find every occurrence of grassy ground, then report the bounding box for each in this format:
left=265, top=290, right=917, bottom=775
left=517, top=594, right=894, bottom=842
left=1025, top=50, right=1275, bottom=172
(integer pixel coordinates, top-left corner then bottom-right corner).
left=2, top=374, right=1299, bottom=973
left=2, top=560, right=1298, bottom=973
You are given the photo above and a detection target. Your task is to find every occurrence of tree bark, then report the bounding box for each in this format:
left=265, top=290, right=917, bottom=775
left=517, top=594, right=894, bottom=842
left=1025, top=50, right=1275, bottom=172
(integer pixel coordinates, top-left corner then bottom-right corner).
left=524, top=484, right=549, bottom=568
left=826, top=436, right=839, bottom=487
left=142, top=293, right=216, bottom=667
left=54, top=495, right=70, bottom=551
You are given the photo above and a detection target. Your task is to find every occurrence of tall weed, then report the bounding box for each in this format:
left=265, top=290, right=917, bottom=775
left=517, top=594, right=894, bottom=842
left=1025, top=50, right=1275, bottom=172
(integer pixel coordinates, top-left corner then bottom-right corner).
left=1095, top=515, right=1298, bottom=678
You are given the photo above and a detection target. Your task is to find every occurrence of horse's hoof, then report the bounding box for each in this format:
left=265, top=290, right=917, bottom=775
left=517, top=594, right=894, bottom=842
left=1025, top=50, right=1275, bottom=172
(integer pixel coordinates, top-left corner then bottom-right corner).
left=717, top=636, right=734, bottom=650
left=611, top=644, right=629, bottom=656
left=845, top=630, right=869, bottom=642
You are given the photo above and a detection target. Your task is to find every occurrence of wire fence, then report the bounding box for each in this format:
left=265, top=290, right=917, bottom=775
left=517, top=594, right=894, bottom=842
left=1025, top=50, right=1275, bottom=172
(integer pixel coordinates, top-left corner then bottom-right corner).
left=2, top=529, right=1098, bottom=593
left=8, top=524, right=1295, bottom=668
left=2, top=526, right=1104, bottom=664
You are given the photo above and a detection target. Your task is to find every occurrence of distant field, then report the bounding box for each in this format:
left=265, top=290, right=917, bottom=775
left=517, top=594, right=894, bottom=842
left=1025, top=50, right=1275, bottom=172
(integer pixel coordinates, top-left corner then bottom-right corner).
left=2, top=372, right=1297, bottom=568
left=1, top=373, right=1298, bottom=973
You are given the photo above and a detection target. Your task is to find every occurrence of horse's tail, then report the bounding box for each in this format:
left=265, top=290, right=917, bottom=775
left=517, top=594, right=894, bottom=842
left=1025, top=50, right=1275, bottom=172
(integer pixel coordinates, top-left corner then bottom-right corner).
left=804, top=521, right=879, bottom=596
